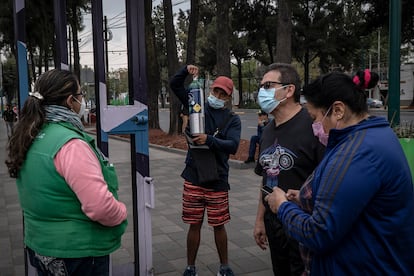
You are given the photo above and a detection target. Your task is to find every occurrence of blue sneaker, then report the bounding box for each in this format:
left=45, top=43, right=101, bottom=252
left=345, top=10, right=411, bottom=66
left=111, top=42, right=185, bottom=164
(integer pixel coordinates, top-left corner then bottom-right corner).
left=217, top=266, right=234, bottom=276
left=183, top=266, right=198, bottom=276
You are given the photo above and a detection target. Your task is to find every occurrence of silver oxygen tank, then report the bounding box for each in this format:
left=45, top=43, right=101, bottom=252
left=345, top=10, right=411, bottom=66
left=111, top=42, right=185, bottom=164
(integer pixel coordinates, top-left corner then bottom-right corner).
left=188, top=77, right=205, bottom=135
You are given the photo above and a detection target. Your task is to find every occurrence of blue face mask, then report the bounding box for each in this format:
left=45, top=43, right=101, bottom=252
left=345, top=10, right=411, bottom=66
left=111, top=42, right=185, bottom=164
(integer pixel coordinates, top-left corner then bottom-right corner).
left=258, top=86, right=288, bottom=114
left=208, top=94, right=226, bottom=109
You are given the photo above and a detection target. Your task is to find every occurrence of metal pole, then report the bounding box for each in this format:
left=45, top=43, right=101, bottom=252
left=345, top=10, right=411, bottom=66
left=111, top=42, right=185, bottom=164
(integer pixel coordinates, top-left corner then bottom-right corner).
left=91, top=0, right=108, bottom=155
left=104, top=16, right=109, bottom=74
left=68, top=25, right=72, bottom=71
left=13, top=2, right=35, bottom=275
left=377, top=29, right=381, bottom=77
left=91, top=1, right=151, bottom=274
left=388, top=0, right=401, bottom=126
left=126, top=0, right=146, bottom=273
left=104, top=16, right=111, bottom=103
left=13, top=0, right=29, bottom=111
left=53, top=0, right=69, bottom=70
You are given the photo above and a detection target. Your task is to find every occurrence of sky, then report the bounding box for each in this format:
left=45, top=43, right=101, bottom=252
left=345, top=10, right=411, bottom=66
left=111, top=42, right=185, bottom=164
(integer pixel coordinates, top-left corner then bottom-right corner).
left=78, top=0, right=190, bottom=70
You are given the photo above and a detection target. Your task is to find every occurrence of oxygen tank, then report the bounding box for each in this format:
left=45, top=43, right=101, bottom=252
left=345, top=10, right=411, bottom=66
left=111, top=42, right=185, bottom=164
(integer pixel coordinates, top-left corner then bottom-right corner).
left=188, top=77, right=205, bottom=134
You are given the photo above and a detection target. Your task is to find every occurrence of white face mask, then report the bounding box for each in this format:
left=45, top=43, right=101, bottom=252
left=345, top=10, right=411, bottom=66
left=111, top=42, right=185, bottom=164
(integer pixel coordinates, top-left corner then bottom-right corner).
left=73, top=97, right=86, bottom=118
left=257, top=85, right=288, bottom=114
left=207, top=94, right=226, bottom=109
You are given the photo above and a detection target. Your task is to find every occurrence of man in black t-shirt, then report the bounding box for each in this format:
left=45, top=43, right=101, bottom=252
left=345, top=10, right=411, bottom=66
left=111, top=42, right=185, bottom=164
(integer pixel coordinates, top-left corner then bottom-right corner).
left=3, top=104, right=17, bottom=138
left=253, top=63, right=325, bottom=276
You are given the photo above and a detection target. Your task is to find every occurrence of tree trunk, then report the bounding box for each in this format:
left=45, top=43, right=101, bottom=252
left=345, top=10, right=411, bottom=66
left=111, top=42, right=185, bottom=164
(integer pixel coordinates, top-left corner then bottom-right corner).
left=28, top=50, right=35, bottom=83
left=180, top=0, right=199, bottom=131
left=186, top=0, right=199, bottom=65
left=237, top=58, right=243, bottom=107
left=145, top=0, right=161, bottom=129
left=275, top=0, right=292, bottom=63
left=304, top=49, right=309, bottom=85
left=70, top=3, right=81, bottom=81
left=163, top=0, right=181, bottom=135
left=37, top=47, right=44, bottom=78
left=44, top=50, right=49, bottom=71
left=410, top=72, right=414, bottom=107
left=265, top=33, right=274, bottom=64
left=216, top=0, right=231, bottom=77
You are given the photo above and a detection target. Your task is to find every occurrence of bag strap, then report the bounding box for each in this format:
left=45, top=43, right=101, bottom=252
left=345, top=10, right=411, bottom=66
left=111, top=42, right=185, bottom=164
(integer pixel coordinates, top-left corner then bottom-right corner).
left=213, top=111, right=234, bottom=137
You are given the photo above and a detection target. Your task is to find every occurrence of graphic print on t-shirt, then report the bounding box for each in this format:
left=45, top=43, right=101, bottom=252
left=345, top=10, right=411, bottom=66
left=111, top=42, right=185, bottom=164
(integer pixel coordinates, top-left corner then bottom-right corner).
left=259, top=143, right=296, bottom=188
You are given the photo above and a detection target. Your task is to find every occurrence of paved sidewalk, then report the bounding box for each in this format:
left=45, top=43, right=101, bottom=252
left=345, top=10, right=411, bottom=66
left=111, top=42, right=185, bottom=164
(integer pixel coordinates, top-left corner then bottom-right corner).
left=0, top=123, right=272, bottom=276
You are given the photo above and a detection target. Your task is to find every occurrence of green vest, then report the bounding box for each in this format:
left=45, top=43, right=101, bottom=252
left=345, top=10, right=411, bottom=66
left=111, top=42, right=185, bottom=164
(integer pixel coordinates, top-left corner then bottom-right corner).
left=17, top=122, right=127, bottom=258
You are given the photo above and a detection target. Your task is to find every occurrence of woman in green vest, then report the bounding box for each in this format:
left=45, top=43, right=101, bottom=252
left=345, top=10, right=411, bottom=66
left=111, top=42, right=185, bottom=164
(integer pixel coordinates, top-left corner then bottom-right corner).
left=5, top=69, right=128, bottom=276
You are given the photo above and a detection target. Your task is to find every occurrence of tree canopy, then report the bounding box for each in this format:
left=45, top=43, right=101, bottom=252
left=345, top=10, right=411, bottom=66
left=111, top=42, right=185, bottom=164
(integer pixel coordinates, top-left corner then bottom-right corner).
left=1, top=0, right=414, bottom=127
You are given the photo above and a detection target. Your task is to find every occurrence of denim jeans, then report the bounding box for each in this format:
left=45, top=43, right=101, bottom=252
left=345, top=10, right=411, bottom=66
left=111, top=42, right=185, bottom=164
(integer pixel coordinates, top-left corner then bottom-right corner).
left=27, top=247, right=109, bottom=276
left=248, top=135, right=260, bottom=158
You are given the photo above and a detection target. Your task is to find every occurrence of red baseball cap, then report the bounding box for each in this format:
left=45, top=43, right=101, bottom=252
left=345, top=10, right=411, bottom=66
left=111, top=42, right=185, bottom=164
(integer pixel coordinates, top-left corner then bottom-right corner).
left=211, top=76, right=234, bottom=95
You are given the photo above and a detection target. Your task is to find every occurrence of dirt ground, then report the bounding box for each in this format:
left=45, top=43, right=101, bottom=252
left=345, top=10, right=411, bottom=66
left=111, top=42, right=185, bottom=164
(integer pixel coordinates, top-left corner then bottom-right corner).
left=149, top=128, right=251, bottom=161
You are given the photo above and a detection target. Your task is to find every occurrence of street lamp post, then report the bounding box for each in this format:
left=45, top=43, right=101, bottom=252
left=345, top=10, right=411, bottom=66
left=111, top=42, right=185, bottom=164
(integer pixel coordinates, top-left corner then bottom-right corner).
left=388, top=0, right=401, bottom=126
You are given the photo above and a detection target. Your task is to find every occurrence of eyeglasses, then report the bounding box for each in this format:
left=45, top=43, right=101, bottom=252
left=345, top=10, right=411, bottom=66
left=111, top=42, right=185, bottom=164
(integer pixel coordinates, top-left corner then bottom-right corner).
left=259, top=81, right=288, bottom=89
left=73, top=91, right=86, bottom=97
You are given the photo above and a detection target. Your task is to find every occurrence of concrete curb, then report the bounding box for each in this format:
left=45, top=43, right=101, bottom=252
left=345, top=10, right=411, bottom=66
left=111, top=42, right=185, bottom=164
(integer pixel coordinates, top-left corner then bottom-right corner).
left=85, top=129, right=253, bottom=170
left=149, top=143, right=255, bottom=170
left=148, top=142, right=187, bottom=155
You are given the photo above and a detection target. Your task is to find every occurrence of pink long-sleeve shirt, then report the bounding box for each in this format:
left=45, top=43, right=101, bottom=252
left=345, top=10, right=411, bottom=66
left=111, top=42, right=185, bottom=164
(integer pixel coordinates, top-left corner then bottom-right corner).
left=54, top=138, right=127, bottom=226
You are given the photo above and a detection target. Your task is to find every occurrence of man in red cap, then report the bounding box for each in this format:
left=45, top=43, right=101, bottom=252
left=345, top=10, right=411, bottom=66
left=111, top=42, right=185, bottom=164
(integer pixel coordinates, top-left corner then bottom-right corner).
left=210, top=76, right=234, bottom=95
left=170, top=65, right=241, bottom=276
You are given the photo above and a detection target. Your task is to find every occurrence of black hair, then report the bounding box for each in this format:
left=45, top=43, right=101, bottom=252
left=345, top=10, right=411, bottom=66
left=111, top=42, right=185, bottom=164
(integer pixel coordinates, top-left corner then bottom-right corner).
left=5, top=69, right=79, bottom=178
left=265, top=63, right=302, bottom=102
left=302, top=70, right=378, bottom=115
left=353, top=69, right=380, bottom=90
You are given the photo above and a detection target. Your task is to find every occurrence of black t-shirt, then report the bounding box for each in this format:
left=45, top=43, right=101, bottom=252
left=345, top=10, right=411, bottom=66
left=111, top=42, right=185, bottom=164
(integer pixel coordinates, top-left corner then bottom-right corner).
left=255, top=107, right=325, bottom=192
left=3, top=110, right=17, bottom=122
